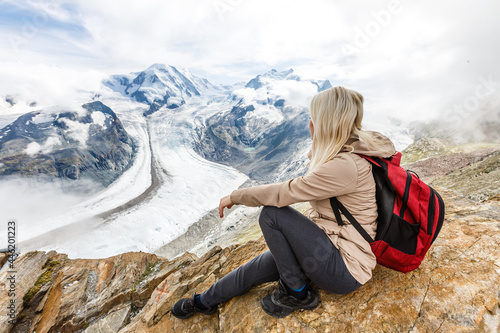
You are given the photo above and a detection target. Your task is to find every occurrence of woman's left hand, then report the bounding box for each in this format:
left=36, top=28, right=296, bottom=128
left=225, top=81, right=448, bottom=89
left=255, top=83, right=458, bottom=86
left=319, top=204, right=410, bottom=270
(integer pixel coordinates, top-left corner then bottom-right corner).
left=219, top=195, right=235, bottom=218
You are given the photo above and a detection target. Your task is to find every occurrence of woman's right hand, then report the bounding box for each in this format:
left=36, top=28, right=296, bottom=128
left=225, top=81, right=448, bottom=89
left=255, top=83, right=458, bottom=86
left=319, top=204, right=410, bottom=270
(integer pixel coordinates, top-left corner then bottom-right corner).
left=219, top=195, right=234, bottom=218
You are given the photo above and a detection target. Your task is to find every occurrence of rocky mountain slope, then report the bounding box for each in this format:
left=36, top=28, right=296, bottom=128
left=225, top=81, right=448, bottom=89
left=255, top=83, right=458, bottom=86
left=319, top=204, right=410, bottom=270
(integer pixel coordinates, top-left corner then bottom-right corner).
left=194, top=105, right=311, bottom=181
left=0, top=101, right=134, bottom=190
left=402, top=139, right=500, bottom=202
left=1, top=141, right=499, bottom=333
left=193, top=69, right=332, bottom=182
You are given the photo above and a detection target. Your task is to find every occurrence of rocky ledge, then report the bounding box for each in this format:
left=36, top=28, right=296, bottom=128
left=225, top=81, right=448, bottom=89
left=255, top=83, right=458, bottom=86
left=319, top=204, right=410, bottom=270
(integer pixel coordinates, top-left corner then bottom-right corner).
left=1, top=191, right=499, bottom=332
left=1, top=146, right=499, bottom=333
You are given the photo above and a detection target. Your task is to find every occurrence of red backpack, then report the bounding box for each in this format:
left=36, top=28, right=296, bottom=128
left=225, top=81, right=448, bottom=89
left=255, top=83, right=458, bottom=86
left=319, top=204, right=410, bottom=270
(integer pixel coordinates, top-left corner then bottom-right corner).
left=330, top=152, right=445, bottom=273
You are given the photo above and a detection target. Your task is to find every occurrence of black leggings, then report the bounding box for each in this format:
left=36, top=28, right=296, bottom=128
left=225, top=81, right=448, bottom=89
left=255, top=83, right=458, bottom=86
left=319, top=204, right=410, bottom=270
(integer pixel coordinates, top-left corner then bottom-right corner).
left=199, top=206, right=361, bottom=307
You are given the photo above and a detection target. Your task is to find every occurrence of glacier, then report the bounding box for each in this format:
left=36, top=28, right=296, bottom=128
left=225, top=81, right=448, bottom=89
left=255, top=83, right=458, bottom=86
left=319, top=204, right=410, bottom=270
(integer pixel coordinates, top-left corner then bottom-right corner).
left=0, top=66, right=413, bottom=259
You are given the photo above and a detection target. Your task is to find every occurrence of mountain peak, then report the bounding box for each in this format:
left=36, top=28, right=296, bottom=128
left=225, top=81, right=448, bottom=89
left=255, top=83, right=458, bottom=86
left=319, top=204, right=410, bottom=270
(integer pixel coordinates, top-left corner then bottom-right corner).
left=244, top=68, right=331, bottom=92
left=104, top=64, right=216, bottom=116
left=264, top=68, right=294, bottom=77
left=245, top=69, right=296, bottom=89
left=144, top=63, right=181, bottom=76
left=147, top=63, right=168, bottom=69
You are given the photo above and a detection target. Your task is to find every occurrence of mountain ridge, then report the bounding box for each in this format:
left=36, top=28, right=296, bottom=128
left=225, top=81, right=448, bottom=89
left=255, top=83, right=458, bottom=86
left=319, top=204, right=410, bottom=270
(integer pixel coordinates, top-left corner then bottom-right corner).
left=103, top=63, right=219, bottom=116
left=0, top=101, right=134, bottom=190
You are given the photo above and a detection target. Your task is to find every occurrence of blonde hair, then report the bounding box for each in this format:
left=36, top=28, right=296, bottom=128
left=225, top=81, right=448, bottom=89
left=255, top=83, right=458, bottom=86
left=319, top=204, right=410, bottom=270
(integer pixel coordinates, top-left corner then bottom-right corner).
left=308, top=86, right=392, bottom=173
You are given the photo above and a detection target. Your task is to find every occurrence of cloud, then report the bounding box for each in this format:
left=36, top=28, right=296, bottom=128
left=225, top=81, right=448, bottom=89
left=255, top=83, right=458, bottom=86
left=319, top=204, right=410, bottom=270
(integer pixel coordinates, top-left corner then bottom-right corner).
left=0, top=176, right=85, bottom=245
left=0, top=62, right=106, bottom=110
left=271, top=80, right=318, bottom=107
left=59, top=117, right=91, bottom=146
left=91, top=111, right=106, bottom=127
left=234, top=79, right=318, bottom=108
left=0, top=0, right=499, bottom=125
left=25, top=141, right=42, bottom=155
left=328, top=1, right=500, bottom=122
left=25, top=136, right=62, bottom=156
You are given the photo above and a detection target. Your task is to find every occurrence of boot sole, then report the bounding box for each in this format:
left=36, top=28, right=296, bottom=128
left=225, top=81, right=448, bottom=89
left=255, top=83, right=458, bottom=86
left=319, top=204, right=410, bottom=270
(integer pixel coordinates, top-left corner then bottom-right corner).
left=260, top=297, right=319, bottom=318
left=170, top=305, right=218, bottom=319
left=170, top=307, right=195, bottom=319
left=260, top=298, right=294, bottom=318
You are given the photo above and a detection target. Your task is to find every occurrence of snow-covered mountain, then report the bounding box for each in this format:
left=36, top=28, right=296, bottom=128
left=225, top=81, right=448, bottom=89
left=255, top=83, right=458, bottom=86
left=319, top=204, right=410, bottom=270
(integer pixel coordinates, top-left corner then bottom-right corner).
left=103, top=64, right=217, bottom=116
left=244, top=68, right=332, bottom=92
left=103, top=65, right=335, bottom=181
left=194, top=69, right=331, bottom=181
left=0, top=101, right=134, bottom=190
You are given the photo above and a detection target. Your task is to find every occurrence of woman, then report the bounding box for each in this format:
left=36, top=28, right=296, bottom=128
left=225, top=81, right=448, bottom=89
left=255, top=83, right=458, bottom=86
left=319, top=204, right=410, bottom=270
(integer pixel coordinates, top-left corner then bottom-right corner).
left=171, top=86, right=396, bottom=318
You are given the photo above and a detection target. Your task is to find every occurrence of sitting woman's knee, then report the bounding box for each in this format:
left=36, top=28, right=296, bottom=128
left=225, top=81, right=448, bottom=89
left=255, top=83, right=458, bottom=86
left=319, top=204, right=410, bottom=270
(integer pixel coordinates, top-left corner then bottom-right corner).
left=259, top=206, right=288, bottom=228
left=259, top=206, right=276, bottom=227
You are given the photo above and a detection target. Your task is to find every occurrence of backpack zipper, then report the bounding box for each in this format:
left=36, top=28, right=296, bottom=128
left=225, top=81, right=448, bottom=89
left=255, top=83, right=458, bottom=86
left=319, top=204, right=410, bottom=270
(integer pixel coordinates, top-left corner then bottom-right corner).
left=399, top=171, right=412, bottom=217
left=427, top=189, right=436, bottom=235
left=431, top=188, right=445, bottom=243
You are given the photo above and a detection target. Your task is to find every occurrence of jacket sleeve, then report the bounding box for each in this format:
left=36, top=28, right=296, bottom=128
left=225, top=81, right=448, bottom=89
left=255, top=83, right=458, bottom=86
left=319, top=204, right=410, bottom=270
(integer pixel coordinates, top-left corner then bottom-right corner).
left=230, top=153, right=358, bottom=207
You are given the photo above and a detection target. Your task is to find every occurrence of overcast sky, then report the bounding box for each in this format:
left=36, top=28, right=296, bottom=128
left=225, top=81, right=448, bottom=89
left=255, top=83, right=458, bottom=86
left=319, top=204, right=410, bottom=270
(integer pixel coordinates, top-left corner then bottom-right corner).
left=0, top=0, right=499, bottom=124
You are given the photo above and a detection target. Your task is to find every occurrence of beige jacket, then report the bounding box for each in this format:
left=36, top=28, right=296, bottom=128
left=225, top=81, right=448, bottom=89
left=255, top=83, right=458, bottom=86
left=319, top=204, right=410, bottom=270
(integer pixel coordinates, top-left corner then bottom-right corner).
left=230, top=131, right=396, bottom=284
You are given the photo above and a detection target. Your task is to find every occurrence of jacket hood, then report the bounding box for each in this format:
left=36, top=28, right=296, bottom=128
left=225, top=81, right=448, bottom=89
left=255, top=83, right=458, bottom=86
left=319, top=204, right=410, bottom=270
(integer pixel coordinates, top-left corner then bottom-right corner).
left=344, top=131, right=396, bottom=158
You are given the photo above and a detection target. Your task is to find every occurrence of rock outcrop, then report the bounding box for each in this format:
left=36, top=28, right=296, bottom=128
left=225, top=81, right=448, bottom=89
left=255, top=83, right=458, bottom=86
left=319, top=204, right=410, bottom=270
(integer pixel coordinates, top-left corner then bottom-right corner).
left=0, top=253, right=9, bottom=267
left=1, top=186, right=499, bottom=332
left=1, top=145, right=499, bottom=332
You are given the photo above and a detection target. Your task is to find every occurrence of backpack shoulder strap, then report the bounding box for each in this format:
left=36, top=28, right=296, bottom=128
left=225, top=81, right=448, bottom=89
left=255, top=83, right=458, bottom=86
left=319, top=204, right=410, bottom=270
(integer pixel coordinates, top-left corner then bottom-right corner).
left=356, top=152, right=402, bottom=167
left=329, top=197, right=344, bottom=226
left=330, top=197, right=374, bottom=243
left=356, top=154, right=381, bottom=166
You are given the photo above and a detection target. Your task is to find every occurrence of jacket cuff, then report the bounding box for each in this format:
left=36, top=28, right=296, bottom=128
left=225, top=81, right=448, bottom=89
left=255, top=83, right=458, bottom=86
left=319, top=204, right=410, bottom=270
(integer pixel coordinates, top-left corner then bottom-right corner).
left=230, top=189, right=245, bottom=205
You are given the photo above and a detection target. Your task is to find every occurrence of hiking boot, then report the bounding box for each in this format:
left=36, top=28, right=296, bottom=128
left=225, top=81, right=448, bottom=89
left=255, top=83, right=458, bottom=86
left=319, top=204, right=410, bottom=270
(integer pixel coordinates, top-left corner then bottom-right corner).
left=261, top=280, right=319, bottom=318
left=171, top=293, right=218, bottom=319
